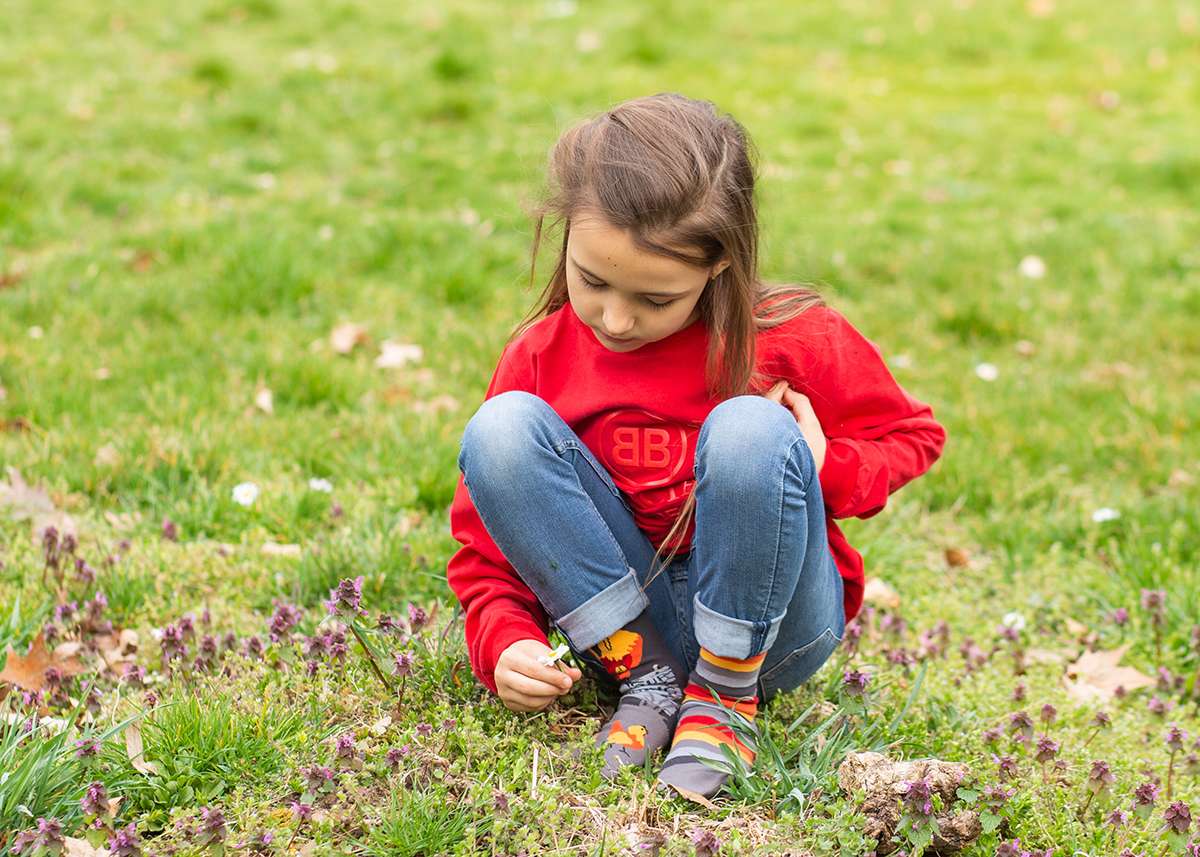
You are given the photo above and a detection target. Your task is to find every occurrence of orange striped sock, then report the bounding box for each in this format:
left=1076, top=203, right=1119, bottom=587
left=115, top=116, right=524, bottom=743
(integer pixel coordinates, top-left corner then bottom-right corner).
left=656, top=646, right=765, bottom=798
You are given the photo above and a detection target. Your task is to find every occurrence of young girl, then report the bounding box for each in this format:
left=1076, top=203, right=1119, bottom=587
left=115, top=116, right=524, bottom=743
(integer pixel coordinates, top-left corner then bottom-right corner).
left=446, top=93, right=947, bottom=800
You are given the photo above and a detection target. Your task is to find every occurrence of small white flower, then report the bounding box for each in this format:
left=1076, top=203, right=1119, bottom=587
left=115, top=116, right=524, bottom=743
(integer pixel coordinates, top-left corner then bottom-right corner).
left=975, top=362, right=999, bottom=381
left=1018, top=255, right=1046, bottom=279
left=232, top=482, right=260, bottom=506
left=537, top=643, right=570, bottom=666
left=308, top=477, right=333, bottom=493
left=1001, top=612, right=1026, bottom=631
left=1092, top=507, right=1120, bottom=523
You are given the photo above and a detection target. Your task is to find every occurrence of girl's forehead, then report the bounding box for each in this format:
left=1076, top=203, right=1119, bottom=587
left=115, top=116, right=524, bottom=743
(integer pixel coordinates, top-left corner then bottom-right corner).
left=569, top=216, right=699, bottom=278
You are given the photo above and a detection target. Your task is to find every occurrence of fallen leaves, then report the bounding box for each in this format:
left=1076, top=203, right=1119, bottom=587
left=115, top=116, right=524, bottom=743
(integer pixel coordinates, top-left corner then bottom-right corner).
left=1063, top=643, right=1155, bottom=703
left=330, top=322, right=369, bottom=354
left=374, top=340, right=423, bottom=369
left=124, top=722, right=161, bottom=776
left=0, top=466, right=77, bottom=540
left=862, top=577, right=900, bottom=610
left=0, top=632, right=88, bottom=692
left=261, top=542, right=302, bottom=558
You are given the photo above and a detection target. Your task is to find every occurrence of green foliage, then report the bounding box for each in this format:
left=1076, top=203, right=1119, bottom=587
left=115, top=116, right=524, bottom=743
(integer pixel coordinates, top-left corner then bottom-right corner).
left=360, top=785, right=481, bottom=856
left=106, top=694, right=305, bottom=830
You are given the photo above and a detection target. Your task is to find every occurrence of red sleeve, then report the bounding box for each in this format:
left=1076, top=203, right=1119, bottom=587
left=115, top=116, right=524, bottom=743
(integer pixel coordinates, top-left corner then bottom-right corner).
left=797, top=308, right=947, bottom=520
left=445, top=340, right=551, bottom=696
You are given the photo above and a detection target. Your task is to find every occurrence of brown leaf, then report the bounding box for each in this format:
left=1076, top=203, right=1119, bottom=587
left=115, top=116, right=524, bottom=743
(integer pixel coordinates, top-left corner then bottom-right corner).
left=129, top=249, right=155, bottom=273
left=1063, top=643, right=1156, bottom=703
left=944, top=547, right=970, bottom=568
left=863, top=578, right=901, bottom=609
left=374, top=340, right=423, bottom=369
left=65, top=838, right=110, bottom=857
left=0, top=466, right=78, bottom=541
left=0, top=269, right=25, bottom=290
left=94, top=629, right=139, bottom=673
left=661, top=782, right=720, bottom=810
left=124, top=722, right=161, bottom=776
left=330, top=322, right=369, bottom=354
left=261, top=542, right=302, bottom=558
left=0, top=632, right=88, bottom=692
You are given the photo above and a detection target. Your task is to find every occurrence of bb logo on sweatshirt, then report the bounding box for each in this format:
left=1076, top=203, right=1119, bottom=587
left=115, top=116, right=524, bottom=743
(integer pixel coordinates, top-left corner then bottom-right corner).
left=589, top=407, right=696, bottom=491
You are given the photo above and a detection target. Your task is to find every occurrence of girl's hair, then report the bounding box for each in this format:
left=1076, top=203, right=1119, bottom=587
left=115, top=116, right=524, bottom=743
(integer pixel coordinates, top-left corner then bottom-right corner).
left=510, top=92, right=826, bottom=591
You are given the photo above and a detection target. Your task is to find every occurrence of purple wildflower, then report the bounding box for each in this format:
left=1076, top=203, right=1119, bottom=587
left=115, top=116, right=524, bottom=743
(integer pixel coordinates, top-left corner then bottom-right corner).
left=74, top=737, right=100, bottom=758
left=1163, top=801, right=1192, bottom=836
left=1039, top=703, right=1057, bottom=724
left=1035, top=734, right=1060, bottom=764
left=243, top=635, right=264, bottom=659
left=268, top=601, right=302, bottom=642
left=415, top=721, right=433, bottom=738
left=1008, top=710, right=1034, bottom=738
left=290, top=801, right=313, bottom=822
left=842, top=669, right=870, bottom=696
left=1087, top=761, right=1116, bottom=794
left=1132, top=780, right=1160, bottom=817
left=995, top=755, right=1019, bottom=781
left=161, top=517, right=178, bottom=541
left=899, top=778, right=934, bottom=817
left=107, top=823, right=143, bottom=857
left=197, top=806, right=226, bottom=845
left=81, top=781, right=109, bottom=818
left=392, top=650, right=414, bottom=677
left=407, top=602, right=429, bottom=633
left=1110, top=607, right=1129, bottom=626
left=1011, top=682, right=1026, bottom=702
left=688, top=828, right=721, bottom=857
left=1105, top=809, right=1129, bottom=827
left=493, top=788, right=510, bottom=813
left=1166, top=725, right=1188, bottom=752
left=325, top=576, right=366, bottom=617
left=334, top=732, right=358, bottom=761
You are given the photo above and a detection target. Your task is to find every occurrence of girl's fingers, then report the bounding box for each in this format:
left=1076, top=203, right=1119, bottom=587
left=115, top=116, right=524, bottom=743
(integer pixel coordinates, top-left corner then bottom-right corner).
left=506, top=670, right=568, bottom=699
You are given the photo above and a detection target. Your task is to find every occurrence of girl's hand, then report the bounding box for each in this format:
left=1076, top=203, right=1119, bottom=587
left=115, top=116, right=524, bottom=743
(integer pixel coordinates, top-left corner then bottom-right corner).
left=495, top=639, right=583, bottom=713
left=763, top=380, right=827, bottom=471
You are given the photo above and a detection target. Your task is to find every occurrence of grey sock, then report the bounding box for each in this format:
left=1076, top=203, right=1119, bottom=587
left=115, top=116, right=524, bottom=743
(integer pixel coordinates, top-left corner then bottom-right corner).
left=594, top=665, right=683, bottom=777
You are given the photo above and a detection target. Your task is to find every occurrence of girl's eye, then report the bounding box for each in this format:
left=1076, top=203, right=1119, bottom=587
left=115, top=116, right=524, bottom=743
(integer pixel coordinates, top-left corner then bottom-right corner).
left=580, top=276, right=674, bottom=311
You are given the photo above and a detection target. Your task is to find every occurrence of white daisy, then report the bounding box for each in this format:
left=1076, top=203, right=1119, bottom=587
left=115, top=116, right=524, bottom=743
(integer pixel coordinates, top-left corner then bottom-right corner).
left=308, top=477, right=334, bottom=493
left=1018, top=255, right=1047, bottom=279
left=975, top=362, right=999, bottom=381
left=232, top=482, right=259, bottom=506
left=1092, top=507, right=1120, bottom=523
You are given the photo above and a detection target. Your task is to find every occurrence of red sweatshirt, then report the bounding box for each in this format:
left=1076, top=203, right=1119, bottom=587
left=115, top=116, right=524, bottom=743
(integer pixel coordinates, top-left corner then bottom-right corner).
left=447, top=299, right=946, bottom=695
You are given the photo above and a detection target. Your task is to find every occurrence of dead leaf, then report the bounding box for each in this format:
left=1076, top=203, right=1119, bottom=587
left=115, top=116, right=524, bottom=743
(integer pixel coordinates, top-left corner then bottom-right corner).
left=1, top=466, right=56, bottom=521
left=0, top=466, right=77, bottom=541
left=863, top=578, right=901, bottom=610
left=261, top=542, right=302, bottom=558
left=944, top=547, right=970, bottom=568
left=0, top=632, right=88, bottom=692
left=124, top=722, right=161, bottom=776
left=65, top=837, right=110, bottom=857
left=1063, top=643, right=1155, bottom=703
left=254, top=386, right=274, bottom=414
left=374, top=340, right=423, bottom=369
left=370, top=714, right=392, bottom=736
left=331, top=322, right=369, bottom=354
left=1026, top=648, right=1074, bottom=665
left=0, top=270, right=25, bottom=290
left=129, top=249, right=155, bottom=273
left=94, top=629, right=139, bottom=673
left=411, top=394, right=460, bottom=415
left=661, top=782, right=720, bottom=810
left=94, top=444, right=121, bottom=467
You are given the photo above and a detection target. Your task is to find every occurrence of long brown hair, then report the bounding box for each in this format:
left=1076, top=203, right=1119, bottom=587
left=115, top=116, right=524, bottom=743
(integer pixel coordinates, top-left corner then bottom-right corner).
left=510, top=93, right=827, bottom=591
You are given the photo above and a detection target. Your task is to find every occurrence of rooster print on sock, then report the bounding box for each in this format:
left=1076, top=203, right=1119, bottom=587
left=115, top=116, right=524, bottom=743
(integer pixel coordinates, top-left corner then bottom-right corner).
left=577, top=406, right=702, bottom=552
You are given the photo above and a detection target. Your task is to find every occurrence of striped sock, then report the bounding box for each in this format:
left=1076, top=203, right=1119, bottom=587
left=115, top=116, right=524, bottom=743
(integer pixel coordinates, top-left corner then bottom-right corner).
left=655, top=646, right=765, bottom=799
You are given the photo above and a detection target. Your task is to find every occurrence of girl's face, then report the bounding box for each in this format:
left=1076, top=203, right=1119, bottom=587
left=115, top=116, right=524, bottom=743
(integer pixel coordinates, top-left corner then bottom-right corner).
left=566, top=213, right=729, bottom=351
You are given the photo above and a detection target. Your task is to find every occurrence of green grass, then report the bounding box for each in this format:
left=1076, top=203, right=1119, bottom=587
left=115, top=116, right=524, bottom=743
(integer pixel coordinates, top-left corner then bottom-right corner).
left=1, top=0, right=1198, bottom=853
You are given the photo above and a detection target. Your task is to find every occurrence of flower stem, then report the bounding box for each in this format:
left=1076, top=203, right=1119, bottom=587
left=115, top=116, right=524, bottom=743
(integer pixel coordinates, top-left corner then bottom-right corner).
left=349, top=622, right=394, bottom=693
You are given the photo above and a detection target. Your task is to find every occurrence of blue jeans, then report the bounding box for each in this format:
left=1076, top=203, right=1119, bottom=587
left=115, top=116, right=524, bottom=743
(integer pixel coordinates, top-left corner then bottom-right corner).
left=457, top=391, right=845, bottom=705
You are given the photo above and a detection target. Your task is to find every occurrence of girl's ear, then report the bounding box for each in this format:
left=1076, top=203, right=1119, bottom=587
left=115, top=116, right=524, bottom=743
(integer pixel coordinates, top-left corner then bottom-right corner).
left=710, top=259, right=731, bottom=280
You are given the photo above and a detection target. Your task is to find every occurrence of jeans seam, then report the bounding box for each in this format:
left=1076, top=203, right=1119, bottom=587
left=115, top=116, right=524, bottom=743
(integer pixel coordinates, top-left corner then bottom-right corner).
left=757, top=432, right=811, bottom=647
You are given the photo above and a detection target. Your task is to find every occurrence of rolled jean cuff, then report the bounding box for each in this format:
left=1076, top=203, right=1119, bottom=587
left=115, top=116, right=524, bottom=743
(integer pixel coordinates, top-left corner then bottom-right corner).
left=692, top=594, right=786, bottom=658
left=553, top=566, right=650, bottom=652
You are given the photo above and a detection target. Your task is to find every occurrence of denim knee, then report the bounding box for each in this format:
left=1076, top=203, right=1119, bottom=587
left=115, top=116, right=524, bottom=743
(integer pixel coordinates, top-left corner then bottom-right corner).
left=458, top=390, right=548, bottom=479
left=695, top=395, right=814, bottom=487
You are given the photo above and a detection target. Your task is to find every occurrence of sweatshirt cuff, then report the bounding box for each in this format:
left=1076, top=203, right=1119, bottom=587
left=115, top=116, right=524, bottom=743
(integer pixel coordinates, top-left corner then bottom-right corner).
left=477, top=611, right=550, bottom=695
left=818, top=438, right=860, bottom=517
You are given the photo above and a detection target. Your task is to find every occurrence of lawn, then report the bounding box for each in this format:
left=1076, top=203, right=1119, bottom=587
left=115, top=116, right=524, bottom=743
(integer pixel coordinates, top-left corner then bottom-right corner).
left=1, top=0, right=1198, bottom=854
